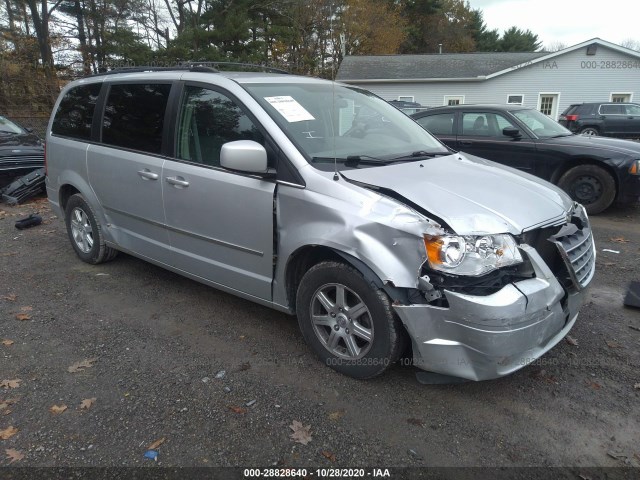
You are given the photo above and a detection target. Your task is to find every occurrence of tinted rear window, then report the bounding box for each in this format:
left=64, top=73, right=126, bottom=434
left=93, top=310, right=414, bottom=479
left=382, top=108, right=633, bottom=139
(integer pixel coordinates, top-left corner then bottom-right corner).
left=415, top=113, right=454, bottom=135
left=102, top=83, right=171, bottom=154
left=52, top=84, right=102, bottom=140
left=600, top=104, right=625, bottom=114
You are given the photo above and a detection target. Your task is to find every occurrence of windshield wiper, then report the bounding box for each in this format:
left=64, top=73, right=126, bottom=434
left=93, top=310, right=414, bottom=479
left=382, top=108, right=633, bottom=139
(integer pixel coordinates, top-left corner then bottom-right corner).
left=389, top=150, right=450, bottom=161
left=311, top=155, right=390, bottom=167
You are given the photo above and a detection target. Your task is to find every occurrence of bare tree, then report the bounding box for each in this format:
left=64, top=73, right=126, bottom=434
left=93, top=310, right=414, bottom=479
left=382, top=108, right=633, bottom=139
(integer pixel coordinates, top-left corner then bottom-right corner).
left=620, top=38, right=640, bottom=51
left=544, top=41, right=567, bottom=52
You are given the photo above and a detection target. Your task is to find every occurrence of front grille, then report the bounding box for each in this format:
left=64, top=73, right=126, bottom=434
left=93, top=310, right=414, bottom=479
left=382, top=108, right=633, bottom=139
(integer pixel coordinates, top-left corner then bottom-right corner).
left=522, top=205, right=596, bottom=291
left=552, top=224, right=595, bottom=289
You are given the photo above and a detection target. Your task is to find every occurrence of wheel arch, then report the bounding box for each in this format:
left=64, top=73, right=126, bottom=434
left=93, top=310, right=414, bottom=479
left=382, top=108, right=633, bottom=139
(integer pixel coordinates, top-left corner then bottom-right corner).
left=284, top=245, right=408, bottom=314
left=550, top=158, right=620, bottom=197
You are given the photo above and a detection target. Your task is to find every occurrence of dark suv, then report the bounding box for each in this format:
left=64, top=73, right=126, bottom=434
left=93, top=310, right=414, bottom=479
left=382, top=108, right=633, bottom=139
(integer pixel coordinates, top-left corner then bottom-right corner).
left=558, top=102, right=640, bottom=138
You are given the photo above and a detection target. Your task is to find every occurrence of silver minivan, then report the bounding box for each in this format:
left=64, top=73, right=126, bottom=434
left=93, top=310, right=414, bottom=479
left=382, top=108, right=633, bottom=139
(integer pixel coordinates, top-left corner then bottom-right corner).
left=46, top=67, right=595, bottom=381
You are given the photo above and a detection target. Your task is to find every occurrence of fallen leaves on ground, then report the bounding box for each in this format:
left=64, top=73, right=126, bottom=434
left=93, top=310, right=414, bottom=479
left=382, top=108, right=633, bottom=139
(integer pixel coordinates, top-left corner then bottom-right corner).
left=67, top=358, right=97, bottom=373
left=531, top=369, right=558, bottom=384
left=1, top=340, right=14, bottom=346
left=238, top=362, right=251, bottom=371
left=0, top=380, right=21, bottom=390
left=407, top=418, right=425, bottom=427
left=79, top=398, right=96, bottom=410
left=49, top=404, right=67, bottom=415
left=565, top=335, right=579, bottom=346
left=289, top=420, right=312, bottom=445
left=605, top=340, right=623, bottom=349
left=1, top=294, right=16, bottom=302
left=0, top=399, right=18, bottom=414
left=586, top=380, right=602, bottom=390
left=610, top=237, right=630, bottom=243
left=634, top=383, right=640, bottom=390
left=19, top=306, right=32, bottom=312
left=328, top=411, right=344, bottom=421
left=5, top=448, right=24, bottom=463
left=228, top=406, right=247, bottom=414
left=0, top=426, right=18, bottom=440
left=148, top=437, right=166, bottom=450
left=15, top=313, right=30, bottom=321
left=321, top=450, right=336, bottom=462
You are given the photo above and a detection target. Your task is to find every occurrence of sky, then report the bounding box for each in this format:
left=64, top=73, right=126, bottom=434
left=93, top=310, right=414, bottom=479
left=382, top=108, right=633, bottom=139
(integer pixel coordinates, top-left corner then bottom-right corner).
left=469, top=0, right=640, bottom=49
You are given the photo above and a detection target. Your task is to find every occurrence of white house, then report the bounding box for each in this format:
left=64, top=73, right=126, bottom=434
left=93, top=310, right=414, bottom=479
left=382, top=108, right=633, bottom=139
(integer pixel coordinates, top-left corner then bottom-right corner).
left=335, top=38, right=640, bottom=120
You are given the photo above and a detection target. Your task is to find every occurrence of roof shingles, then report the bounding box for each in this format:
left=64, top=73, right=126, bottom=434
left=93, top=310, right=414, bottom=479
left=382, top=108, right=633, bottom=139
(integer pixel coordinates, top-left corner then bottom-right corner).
left=336, top=52, right=548, bottom=80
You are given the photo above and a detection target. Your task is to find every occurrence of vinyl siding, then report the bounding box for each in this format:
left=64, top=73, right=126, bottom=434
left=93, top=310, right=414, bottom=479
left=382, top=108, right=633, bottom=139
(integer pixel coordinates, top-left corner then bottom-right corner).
left=343, top=45, right=640, bottom=120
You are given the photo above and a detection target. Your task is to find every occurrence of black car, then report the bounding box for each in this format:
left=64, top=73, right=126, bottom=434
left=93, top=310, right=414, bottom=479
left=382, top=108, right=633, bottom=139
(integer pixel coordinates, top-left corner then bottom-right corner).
left=558, top=102, right=640, bottom=138
left=0, top=115, right=45, bottom=187
left=411, top=105, right=640, bottom=214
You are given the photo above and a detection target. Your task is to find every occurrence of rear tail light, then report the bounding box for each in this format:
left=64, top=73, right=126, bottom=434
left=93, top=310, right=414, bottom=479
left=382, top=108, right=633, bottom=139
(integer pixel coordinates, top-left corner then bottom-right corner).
left=565, top=114, right=579, bottom=121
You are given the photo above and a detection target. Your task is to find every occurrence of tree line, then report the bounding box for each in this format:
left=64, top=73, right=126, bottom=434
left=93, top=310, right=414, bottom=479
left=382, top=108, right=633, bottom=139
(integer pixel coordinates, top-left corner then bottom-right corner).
left=0, top=0, right=544, bottom=111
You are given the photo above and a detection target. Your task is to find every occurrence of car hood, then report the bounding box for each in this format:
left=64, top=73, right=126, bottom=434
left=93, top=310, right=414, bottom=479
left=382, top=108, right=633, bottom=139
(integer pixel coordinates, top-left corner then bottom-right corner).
left=545, top=134, right=640, bottom=155
left=340, top=153, right=573, bottom=235
left=0, top=132, right=42, bottom=148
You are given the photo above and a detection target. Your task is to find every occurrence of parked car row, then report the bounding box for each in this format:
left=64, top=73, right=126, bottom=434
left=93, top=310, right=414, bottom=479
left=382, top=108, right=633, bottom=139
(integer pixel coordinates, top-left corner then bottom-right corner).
left=410, top=104, right=640, bottom=214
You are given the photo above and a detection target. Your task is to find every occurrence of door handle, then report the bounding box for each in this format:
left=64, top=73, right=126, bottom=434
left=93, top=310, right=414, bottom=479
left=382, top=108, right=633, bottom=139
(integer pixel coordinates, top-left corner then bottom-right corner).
left=459, top=140, right=473, bottom=146
left=166, top=176, right=189, bottom=188
left=138, top=169, right=159, bottom=180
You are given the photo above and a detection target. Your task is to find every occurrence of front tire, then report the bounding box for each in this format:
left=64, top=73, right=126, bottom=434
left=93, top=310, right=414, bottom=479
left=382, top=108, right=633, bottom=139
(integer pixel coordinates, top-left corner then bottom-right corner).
left=557, top=165, right=616, bottom=214
left=65, top=194, right=118, bottom=264
left=296, top=261, right=405, bottom=379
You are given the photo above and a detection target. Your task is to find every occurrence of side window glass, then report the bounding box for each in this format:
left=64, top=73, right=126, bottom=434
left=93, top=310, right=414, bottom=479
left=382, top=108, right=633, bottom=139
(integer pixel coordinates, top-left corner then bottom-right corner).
left=494, top=114, right=517, bottom=135
left=102, top=83, right=171, bottom=154
left=416, top=113, right=454, bottom=135
left=625, top=105, right=640, bottom=115
left=600, top=104, right=624, bottom=115
left=176, top=86, right=264, bottom=167
left=462, top=113, right=490, bottom=136
left=52, top=84, right=102, bottom=140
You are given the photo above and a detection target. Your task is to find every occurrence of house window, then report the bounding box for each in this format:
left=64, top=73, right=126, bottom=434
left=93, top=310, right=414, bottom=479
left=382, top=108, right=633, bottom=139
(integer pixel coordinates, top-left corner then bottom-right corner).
left=398, top=96, right=414, bottom=102
left=507, top=95, right=524, bottom=105
left=444, top=95, right=464, bottom=106
left=611, top=93, right=631, bottom=103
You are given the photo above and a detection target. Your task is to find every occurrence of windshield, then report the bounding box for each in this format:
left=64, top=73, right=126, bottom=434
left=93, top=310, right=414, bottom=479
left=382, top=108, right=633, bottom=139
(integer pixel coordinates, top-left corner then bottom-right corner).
left=512, top=109, right=572, bottom=138
left=0, top=116, right=25, bottom=135
left=242, top=82, right=449, bottom=168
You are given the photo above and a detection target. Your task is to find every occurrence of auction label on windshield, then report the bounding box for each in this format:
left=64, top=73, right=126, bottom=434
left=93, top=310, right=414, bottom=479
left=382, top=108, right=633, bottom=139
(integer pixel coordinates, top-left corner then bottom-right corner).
left=264, top=96, right=315, bottom=122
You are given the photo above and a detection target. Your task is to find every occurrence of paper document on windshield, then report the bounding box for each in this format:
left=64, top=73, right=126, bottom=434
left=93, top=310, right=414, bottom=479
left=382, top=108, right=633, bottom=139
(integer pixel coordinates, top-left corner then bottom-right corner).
left=264, top=96, right=315, bottom=123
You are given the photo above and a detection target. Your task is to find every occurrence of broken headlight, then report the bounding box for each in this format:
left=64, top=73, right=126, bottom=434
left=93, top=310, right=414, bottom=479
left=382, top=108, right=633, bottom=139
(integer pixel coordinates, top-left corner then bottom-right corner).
left=423, top=233, right=522, bottom=276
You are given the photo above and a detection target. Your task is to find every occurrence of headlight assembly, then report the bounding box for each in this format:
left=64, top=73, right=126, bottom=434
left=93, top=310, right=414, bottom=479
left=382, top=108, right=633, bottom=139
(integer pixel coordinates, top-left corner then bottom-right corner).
left=423, top=233, right=523, bottom=276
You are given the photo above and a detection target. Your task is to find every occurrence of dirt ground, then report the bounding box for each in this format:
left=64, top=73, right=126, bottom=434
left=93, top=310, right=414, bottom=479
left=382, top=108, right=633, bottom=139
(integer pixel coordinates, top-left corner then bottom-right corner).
left=0, top=196, right=639, bottom=475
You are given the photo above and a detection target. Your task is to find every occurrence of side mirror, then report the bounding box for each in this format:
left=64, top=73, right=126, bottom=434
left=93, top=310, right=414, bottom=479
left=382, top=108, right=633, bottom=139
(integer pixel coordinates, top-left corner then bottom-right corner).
left=502, top=126, right=521, bottom=138
left=220, top=140, right=268, bottom=173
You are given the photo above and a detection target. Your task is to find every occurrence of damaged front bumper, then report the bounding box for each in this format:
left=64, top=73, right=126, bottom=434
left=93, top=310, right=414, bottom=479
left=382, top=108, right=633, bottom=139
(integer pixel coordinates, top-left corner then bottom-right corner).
left=394, top=244, right=592, bottom=381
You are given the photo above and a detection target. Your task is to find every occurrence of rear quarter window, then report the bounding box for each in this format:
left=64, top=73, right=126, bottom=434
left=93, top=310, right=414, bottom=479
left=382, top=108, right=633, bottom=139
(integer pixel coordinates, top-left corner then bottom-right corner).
left=102, top=83, right=171, bottom=154
left=51, top=84, right=102, bottom=140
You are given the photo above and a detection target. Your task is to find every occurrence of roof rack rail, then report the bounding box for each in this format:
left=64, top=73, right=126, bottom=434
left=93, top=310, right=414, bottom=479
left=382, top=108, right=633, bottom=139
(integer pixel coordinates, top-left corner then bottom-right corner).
left=87, top=65, right=219, bottom=77
left=87, top=62, right=289, bottom=77
left=179, top=61, right=289, bottom=74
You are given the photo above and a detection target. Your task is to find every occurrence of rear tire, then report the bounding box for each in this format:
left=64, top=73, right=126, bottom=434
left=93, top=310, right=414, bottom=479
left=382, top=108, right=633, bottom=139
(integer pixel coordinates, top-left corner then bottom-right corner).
left=65, top=194, right=118, bottom=264
left=296, top=261, right=406, bottom=379
left=557, top=165, right=616, bottom=214
left=580, top=127, right=599, bottom=136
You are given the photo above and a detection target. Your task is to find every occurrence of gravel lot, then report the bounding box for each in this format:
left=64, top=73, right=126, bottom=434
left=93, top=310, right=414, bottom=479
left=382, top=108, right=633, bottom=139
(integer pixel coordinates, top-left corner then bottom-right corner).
left=1, top=196, right=639, bottom=474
